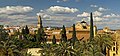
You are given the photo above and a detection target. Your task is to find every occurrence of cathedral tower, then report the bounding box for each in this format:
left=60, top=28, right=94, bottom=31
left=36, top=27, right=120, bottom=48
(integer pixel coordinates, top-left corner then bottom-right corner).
left=37, top=15, right=42, bottom=28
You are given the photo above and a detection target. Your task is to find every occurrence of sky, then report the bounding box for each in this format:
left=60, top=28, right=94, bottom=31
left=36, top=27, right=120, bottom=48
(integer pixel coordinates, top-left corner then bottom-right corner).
left=0, top=0, right=120, bottom=29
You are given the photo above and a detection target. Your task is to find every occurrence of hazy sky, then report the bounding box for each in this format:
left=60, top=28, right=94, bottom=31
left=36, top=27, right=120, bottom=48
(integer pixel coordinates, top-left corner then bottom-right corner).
left=0, top=0, right=120, bottom=29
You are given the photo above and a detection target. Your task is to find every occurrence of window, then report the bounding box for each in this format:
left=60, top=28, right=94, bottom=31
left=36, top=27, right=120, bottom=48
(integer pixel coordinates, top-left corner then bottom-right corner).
left=113, top=42, right=115, bottom=46
left=113, top=47, right=115, bottom=51
left=82, top=26, right=87, bottom=29
left=113, top=53, right=115, bottom=56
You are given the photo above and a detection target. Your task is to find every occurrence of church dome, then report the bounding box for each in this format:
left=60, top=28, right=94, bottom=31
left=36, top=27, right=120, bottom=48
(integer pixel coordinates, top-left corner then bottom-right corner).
left=81, top=20, right=86, bottom=23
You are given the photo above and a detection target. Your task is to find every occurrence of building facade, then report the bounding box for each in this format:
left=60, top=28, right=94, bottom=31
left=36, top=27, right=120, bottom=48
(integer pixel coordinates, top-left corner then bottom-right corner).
left=45, top=20, right=97, bottom=42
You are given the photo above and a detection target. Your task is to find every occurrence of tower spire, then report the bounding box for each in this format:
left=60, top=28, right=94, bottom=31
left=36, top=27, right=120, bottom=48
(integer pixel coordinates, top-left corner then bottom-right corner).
left=37, top=15, right=42, bottom=28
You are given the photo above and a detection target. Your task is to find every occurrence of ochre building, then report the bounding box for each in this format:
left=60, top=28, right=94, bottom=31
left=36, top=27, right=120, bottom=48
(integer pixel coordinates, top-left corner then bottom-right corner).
left=36, top=15, right=97, bottom=42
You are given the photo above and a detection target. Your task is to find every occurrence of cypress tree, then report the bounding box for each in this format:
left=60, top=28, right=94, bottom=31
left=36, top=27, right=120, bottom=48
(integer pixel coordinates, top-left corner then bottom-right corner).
left=52, top=35, right=56, bottom=44
left=21, top=28, right=26, bottom=39
left=90, top=12, right=94, bottom=41
left=25, top=25, right=29, bottom=34
left=71, top=24, right=77, bottom=45
left=37, top=27, right=46, bottom=43
left=22, top=28, right=25, bottom=34
left=60, top=25, right=67, bottom=42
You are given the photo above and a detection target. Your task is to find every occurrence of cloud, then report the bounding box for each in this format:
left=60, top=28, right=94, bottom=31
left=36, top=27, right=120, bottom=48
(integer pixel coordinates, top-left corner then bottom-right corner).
left=0, top=6, right=33, bottom=14
left=93, top=11, right=102, bottom=16
left=37, top=6, right=79, bottom=24
left=63, top=0, right=68, bottom=2
left=98, top=7, right=108, bottom=11
left=103, top=13, right=120, bottom=18
left=0, top=14, right=36, bottom=22
left=0, top=6, right=35, bottom=25
left=75, top=0, right=80, bottom=2
left=90, top=5, right=98, bottom=7
left=47, top=6, right=79, bottom=14
left=93, top=17, right=103, bottom=21
left=57, top=0, right=60, bottom=3
left=77, top=11, right=103, bottom=21
left=37, top=13, right=51, bottom=19
left=77, top=11, right=102, bottom=17
left=86, top=17, right=103, bottom=22
left=90, top=5, right=109, bottom=11
left=7, top=14, right=35, bottom=20
left=6, top=15, right=36, bottom=25
left=37, top=5, right=78, bottom=27
left=77, top=12, right=89, bottom=17
left=7, top=15, right=27, bottom=19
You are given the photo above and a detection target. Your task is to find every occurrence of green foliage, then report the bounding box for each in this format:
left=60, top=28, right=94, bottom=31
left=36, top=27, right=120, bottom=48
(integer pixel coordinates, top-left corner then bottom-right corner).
left=52, top=35, right=56, bottom=44
left=56, top=42, right=77, bottom=56
left=37, top=27, right=46, bottom=43
left=71, top=24, right=78, bottom=46
left=38, top=43, right=56, bottom=56
left=0, top=40, right=20, bottom=56
left=0, top=25, right=3, bottom=29
left=60, top=25, right=67, bottom=42
left=0, top=23, right=114, bottom=56
left=90, top=12, right=94, bottom=41
left=0, top=25, right=9, bottom=41
left=94, top=34, right=113, bottom=55
left=25, top=25, right=29, bottom=34
left=22, top=52, right=32, bottom=56
left=72, top=24, right=76, bottom=39
left=22, top=28, right=25, bottom=34
left=21, top=25, right=29, bottom=35
left=38, top=33, right=113, bottom=56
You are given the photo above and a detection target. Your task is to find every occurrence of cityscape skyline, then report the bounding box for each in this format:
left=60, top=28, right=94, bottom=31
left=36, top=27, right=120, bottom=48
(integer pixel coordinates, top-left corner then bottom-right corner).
left=0, top=0, right=120, bottom=29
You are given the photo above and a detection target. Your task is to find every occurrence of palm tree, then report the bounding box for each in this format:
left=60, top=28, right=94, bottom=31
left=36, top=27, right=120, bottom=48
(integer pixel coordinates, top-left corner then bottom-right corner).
left=88, top=39, right=105, bottom=56
left=76, top=40, right=93, bottom=56
left=0, top=40, right=20, bottom=56
left=72, top=41, right=85, bottom=56
left=74, top=40, right=104, bottom=56
left=0, top=25, right=9, bottom=41
left=55, top=42, right=77, bottom=56
left=38, top=43, right=56, bottom=56
left=94, top=34, right=113, bottom=55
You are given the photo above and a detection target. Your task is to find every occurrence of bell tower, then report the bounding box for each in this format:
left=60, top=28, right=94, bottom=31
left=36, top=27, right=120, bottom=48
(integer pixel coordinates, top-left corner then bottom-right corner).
left=37, top=15, right=42, bottom=28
